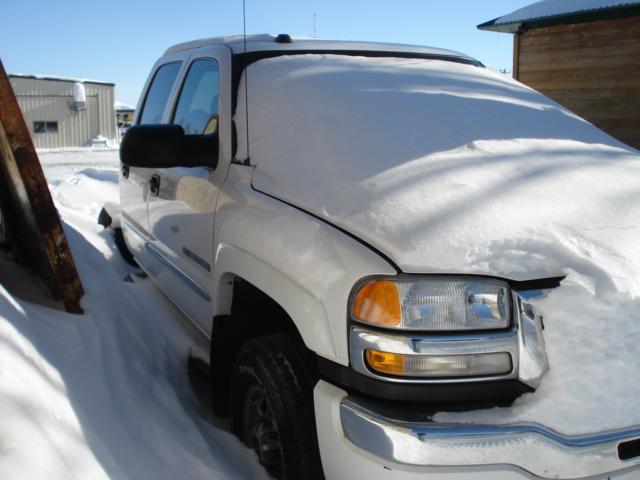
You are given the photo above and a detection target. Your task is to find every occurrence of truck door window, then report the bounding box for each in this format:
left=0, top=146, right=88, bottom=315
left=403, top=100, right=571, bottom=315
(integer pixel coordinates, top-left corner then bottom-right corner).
left=138, top=62, right=182, bottom=125
left=172, top=59, right=219, bottom=135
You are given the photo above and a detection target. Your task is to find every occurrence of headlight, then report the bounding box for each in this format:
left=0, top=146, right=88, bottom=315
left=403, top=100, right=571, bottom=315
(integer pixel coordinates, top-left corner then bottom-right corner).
left=351, top=277, right=510, bottom=331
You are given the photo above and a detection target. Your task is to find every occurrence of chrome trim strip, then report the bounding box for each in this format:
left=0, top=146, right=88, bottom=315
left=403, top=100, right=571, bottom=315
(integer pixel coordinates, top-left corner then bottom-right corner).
left=349, top=326, right=519, bottom=383
left=145, top=242, right=211, bottom=302
left=121, top=216, right=147, bottom=241
left=122, top=217, right=211, bottom=302
left=340, top=398, right=640, bottom=479
left=121, top=219, right=211, bottom=302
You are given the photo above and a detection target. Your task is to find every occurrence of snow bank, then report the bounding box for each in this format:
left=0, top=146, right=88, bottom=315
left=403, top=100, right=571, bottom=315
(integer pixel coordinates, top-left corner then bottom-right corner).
left=435, top=278, right=640, bottom=433
left=237, top=54, right=640, bottom=434
left=0, top=152, right=267, bottom=479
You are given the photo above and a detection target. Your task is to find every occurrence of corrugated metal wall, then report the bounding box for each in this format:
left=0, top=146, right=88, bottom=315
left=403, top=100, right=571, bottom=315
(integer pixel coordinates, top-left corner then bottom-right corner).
left=9, top=77, right=117, bottom=149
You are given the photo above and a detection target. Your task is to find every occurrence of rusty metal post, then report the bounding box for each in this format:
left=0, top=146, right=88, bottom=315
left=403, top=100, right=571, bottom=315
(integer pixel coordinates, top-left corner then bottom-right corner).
left=0, top=59, right=84, bottom=313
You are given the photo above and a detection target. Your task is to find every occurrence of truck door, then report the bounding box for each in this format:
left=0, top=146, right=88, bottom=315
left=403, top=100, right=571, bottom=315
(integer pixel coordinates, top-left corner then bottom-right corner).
left=146, top=56, right=222, bottom=334
left=120, top=61, right=182, bottom=267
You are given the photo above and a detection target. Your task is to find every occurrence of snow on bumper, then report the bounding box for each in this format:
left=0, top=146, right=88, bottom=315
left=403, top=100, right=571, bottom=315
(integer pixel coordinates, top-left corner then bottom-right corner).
left=315, top=381, right=640, bottom=479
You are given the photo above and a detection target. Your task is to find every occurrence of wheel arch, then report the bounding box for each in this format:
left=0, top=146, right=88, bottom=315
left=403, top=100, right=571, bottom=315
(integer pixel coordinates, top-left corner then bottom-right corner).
left=211, top=244, right=337, bottom=358
left=209, top=245, right=336, bottom=415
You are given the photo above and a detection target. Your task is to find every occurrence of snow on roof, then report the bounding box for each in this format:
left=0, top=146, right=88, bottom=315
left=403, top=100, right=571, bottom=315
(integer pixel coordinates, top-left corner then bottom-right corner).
left=164, top=34, right=478, bottom=64
left=479, top=0, right=640, bottom=32
left=9, top=73, right=114, bottom=86
left=114, top=101, right=136, bottom=111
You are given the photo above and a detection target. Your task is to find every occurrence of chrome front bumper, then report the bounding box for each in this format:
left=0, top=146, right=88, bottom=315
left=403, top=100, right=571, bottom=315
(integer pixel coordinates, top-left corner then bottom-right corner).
left=340, top=398, right=640, bottom=479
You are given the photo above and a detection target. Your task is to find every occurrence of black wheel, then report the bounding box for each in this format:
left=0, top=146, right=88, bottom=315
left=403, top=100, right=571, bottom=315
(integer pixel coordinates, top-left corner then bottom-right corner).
left=230, top=333, right=324, bottom=480
left=97, top=207, right=138, bottom=267
left=113, top=227, right=138, bottom=267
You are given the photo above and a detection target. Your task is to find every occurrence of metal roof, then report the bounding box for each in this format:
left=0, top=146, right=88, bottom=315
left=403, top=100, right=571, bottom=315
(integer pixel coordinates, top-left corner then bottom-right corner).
left=164, top=34, right=478, bottom=64
left=8, top=73, right=114, bottom=87
left=479, top=0, right=640, bottom=33
left=114, top=101, right=136, bottom=111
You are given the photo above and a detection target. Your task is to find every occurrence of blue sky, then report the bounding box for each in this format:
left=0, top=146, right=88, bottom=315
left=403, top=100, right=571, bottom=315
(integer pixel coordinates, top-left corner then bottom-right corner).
left=1, top=0, right=532, bottom=105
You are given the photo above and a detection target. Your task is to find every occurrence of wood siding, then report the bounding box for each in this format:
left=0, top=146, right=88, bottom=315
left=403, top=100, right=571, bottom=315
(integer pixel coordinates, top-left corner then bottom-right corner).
left=515, top=16, right=640, bottom=150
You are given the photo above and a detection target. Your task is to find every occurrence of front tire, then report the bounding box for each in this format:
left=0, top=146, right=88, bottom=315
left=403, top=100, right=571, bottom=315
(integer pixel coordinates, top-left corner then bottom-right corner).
left=230, top=333, right=324, bottom=480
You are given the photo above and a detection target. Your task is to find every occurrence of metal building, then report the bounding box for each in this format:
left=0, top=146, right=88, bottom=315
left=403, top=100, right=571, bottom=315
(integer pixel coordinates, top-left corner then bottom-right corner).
left=8, top=74, right=117, bottom=149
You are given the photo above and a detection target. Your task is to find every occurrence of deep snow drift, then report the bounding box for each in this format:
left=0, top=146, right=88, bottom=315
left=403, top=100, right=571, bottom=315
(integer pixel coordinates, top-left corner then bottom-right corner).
left=237, top=54, right=640, bottom=434
left=0, top=150, right=267, bottom=480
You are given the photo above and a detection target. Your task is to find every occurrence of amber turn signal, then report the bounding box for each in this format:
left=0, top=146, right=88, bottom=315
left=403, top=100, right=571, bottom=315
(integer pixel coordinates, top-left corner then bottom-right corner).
left=352, top=280, right=401, bottom=327
left=365, top=349, right=405, bottom=375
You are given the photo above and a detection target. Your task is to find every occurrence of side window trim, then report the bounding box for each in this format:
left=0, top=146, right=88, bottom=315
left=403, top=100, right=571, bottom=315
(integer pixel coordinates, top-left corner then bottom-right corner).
left=137, top=60, right=183, bottom=126
left=170, top=56, right=220, bottom=131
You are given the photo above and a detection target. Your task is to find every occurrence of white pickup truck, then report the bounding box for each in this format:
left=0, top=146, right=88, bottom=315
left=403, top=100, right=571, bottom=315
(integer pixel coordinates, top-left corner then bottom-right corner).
left=118, top=34, right=640, bottom=479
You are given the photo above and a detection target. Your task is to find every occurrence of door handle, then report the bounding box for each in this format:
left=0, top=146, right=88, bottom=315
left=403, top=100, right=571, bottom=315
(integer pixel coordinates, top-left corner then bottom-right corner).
left=149, top=174, right=161, bottom=196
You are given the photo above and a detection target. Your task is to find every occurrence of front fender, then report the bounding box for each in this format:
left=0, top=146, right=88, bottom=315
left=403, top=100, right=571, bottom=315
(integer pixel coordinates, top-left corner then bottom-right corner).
left=213, top=243, right=336, bottom=359
left=212, top=165, right=397, bottom=364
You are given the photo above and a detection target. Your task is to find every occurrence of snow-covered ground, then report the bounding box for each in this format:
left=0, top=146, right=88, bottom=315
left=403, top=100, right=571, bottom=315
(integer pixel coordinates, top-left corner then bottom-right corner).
left=0, top=149, right=268, bottom=480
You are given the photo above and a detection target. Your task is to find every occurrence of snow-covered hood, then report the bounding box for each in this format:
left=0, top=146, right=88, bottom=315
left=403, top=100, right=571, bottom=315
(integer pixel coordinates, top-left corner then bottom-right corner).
left=236, top=54, right=640, bottom=435
left=253, top=137, right=639, bottom=284
left=239, top=54, right=640, bottom=286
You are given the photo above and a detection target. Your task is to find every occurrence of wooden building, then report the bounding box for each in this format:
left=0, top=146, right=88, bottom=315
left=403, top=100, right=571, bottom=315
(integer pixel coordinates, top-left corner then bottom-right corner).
left=479, top=0, right=640, bottom=150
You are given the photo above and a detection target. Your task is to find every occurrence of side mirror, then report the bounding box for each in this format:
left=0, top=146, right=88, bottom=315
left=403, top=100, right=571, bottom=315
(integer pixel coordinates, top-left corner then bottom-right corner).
left=120, top=124, right=219, bottom=169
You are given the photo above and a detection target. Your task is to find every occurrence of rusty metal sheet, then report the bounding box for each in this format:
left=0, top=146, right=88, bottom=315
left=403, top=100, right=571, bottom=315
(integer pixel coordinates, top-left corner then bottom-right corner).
left=0, top=59, right=84, bottom=313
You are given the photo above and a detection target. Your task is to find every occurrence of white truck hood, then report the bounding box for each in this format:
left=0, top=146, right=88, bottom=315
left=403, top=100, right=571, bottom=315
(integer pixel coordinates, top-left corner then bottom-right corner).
left=236, top=54, right=640, bottom=435
left=239, top=54, right=640, bottom=286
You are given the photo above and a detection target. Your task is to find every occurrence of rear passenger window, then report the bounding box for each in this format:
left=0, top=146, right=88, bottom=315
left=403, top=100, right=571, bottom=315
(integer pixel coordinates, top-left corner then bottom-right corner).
left=172, top=59, right=219, bottom=135
left=139, top=62, right=181, bottom=124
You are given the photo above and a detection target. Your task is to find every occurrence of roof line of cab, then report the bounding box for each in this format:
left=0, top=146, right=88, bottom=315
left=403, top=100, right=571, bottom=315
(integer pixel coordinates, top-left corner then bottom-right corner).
left=163, top=33, right=482, bottom=67
left=226, top=48, right=483, bottom=116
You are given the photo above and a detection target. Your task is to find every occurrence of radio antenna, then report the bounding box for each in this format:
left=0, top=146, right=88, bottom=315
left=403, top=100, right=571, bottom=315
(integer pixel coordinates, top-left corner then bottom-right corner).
left=242, top=0, right=251, bottom=164
left=313, top=12, right=317, bottom=38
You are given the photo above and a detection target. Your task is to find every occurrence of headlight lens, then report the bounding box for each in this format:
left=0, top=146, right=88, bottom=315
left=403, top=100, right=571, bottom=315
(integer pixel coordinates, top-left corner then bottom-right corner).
left=352, top=277, right=510, bottom=331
